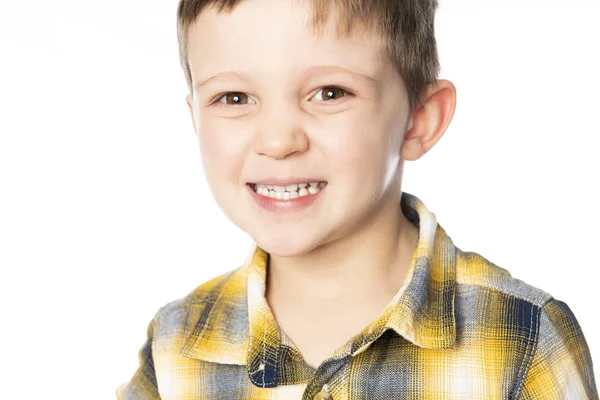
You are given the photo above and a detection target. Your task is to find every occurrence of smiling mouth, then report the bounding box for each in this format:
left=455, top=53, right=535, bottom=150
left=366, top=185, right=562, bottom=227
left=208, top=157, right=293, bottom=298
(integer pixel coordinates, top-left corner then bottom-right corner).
left=249, top=181, right=327, bottom=199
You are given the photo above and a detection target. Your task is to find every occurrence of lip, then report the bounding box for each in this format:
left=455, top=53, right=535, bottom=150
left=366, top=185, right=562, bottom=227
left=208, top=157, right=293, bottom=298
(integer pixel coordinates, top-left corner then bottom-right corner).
left=248, top=177, right=327, bottom=186
left=246, top=182, right=326, bottom=213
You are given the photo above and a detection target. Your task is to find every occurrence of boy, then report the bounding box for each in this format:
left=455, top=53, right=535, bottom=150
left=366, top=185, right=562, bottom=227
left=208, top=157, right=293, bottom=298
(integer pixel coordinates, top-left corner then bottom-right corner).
left=117, top=0, right=597, bottom=398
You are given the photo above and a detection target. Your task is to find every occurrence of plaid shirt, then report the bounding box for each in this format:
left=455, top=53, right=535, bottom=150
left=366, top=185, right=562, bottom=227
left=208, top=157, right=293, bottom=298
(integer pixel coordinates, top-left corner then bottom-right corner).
left=117, top=192, right=598, bottom=399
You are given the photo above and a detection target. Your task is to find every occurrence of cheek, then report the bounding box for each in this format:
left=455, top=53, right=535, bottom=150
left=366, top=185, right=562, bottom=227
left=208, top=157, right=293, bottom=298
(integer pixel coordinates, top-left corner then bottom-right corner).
left=197, top=122, right=246, bottom=187
left=325, top=118, right=390, bottom=185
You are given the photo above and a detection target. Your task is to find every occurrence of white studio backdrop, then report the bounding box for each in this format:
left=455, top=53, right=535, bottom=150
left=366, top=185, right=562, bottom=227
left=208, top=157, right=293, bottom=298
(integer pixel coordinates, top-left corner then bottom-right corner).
left=0, top=1, right=598, bottom=398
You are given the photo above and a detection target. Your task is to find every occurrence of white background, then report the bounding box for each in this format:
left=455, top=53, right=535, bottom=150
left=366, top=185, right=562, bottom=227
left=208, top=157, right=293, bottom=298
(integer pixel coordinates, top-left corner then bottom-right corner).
left=1, top=1, right=598, bottom=398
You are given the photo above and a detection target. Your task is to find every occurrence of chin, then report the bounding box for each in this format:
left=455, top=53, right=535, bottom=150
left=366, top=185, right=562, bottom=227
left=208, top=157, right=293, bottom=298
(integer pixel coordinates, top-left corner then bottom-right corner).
left=253, top=231, right=318, bottom=258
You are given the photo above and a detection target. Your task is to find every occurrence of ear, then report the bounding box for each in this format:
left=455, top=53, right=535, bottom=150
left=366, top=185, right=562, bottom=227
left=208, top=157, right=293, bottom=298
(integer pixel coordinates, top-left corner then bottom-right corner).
left=186, top=94, right=199, bottom=139
left=400, top=79, right=457, bottom=161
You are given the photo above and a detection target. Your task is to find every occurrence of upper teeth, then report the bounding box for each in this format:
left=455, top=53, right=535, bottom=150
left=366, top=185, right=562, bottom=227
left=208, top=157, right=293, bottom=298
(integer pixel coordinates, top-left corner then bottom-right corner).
left=254, top=181, right=327, bottom=199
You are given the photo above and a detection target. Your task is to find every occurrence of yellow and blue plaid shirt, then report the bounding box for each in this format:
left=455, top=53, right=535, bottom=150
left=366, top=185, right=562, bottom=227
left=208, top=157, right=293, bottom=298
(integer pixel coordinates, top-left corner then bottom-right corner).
left=117, top=192, right=598, bottom=399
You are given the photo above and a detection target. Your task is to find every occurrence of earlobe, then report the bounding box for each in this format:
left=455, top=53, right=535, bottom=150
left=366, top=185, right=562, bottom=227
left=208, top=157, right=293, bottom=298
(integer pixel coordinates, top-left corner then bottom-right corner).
left=400, top=80, right=457, bottom=161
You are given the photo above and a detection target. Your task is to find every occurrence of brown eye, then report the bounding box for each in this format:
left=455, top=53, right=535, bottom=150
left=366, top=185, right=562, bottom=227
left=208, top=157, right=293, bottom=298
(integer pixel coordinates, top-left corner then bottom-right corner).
left=218, top=92, right=253, bottom=105
left=313, top=86, right=349, bottom=102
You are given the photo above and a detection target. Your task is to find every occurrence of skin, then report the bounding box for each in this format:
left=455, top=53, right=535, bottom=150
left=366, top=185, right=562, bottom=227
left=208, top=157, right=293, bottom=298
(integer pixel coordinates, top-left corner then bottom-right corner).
left=185, top=0, right=456, bottom=367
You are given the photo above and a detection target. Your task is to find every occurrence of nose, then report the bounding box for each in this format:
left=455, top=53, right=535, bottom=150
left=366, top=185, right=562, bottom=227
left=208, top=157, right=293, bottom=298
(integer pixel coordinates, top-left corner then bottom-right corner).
left=253, top=104, right=309, bottom=160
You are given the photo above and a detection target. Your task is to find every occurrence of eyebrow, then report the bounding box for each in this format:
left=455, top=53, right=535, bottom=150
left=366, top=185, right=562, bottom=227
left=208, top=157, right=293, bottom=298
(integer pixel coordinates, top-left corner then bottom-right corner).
left=193, top=65, right=377, bottom=92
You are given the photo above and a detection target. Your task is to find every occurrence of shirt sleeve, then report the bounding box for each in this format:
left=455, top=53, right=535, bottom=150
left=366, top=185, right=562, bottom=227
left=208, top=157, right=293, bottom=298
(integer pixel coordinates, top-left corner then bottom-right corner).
left=116, top=308, right=164, bottom=400
left=519, top=298, right=598, bottom=399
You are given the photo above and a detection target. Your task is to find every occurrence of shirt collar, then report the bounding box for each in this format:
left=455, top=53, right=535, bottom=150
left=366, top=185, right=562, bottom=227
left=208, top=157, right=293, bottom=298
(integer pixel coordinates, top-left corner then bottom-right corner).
left=180, top=191, right=457, bottom=380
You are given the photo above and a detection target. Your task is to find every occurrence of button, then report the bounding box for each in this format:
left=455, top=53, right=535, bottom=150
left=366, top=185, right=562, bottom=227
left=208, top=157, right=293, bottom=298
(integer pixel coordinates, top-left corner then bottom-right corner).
left=313, top=390, right=333, bottom=400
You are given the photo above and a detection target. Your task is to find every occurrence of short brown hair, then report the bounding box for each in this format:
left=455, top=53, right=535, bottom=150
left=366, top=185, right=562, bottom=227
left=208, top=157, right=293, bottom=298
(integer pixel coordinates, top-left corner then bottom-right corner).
left=176, top=0, right=440, bottom=111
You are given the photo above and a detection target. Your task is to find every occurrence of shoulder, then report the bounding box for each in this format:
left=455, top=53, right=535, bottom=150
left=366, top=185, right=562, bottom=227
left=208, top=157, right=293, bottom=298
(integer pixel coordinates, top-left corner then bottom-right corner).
left=454, top=247, right=552, bottom=307
left=520, top=294, right=598, bottom=398
left=452, top=249, right=598, bottom=398
left=452, top=248, right=554, bottom=351
left=452, top=246, right=591, bottom=339
left=150, top=266, right=244, bottom=336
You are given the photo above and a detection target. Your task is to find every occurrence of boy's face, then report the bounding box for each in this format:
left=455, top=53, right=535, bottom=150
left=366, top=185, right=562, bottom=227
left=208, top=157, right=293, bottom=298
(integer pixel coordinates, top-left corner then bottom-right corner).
left=186, top=0, right=412, bottom=256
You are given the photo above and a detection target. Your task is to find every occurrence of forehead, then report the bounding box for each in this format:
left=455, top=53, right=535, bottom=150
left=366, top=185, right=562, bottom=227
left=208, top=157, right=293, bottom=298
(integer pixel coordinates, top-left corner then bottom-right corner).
left=186, top=0, right=387, bottom=85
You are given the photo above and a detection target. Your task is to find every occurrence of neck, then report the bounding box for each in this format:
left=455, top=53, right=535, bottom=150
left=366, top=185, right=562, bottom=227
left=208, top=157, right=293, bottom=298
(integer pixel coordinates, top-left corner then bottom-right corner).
left=265, top=187, right=419, bottom=311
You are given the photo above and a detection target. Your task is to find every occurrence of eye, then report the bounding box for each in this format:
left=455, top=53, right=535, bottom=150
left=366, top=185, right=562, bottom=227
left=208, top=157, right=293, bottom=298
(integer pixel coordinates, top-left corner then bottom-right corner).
left=312, top=86, right=351, bottom=102
left=212, top=86, right=352, bottom=106
left=215, top=92, right=256, bottom=106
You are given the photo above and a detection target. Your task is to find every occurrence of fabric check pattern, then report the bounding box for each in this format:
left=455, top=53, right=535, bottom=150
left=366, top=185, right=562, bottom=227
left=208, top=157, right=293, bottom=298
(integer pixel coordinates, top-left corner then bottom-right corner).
left=117, top=191, right=598, bottom=399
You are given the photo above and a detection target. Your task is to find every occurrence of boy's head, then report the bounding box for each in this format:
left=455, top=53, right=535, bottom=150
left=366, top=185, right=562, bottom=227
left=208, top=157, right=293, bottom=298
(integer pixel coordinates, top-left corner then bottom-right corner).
left=177, top=0, right=455, bottom=256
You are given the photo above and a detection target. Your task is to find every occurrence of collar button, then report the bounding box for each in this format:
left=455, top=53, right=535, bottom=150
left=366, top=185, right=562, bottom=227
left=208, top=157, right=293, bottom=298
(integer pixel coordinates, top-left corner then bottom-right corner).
left=313, top=390, right=333, bottom=400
